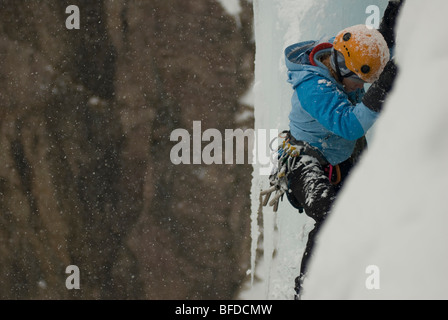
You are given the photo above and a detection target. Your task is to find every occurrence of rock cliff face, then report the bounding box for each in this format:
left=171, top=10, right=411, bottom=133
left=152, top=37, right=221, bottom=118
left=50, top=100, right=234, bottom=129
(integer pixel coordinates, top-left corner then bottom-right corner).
left=0, top=0, right=254, bottom=299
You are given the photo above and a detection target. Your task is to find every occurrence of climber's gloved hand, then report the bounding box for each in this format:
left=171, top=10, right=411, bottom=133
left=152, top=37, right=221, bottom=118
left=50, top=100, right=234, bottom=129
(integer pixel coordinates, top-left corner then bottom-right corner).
left=362, top=60, right=398, bottom=112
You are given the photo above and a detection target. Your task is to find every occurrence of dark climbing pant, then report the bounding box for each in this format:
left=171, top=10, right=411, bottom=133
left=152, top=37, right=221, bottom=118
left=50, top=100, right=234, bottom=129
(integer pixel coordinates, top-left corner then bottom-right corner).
left=288, top=155, right=354, bottom=297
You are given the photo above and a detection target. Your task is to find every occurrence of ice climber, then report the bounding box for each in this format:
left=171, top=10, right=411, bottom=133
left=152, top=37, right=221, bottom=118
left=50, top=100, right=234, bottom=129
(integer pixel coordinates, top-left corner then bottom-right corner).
left=260, top=0, right=405, bottom=299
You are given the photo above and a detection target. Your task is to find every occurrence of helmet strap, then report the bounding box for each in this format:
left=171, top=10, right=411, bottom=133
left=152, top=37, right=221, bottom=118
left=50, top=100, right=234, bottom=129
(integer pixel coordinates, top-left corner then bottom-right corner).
left=331, top=48, right=360, bottom=83
left=332, top=49, right=344, bottom=83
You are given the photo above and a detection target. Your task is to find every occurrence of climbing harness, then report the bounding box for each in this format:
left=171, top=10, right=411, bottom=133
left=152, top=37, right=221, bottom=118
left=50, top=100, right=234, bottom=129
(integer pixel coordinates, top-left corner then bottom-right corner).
left=325, top=164, right=342, bottom=185
left=260, top=131, right=342, bottom=213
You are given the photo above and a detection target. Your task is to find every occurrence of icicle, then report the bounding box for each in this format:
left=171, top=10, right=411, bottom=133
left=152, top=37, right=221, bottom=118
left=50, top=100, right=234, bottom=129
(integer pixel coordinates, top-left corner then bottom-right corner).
left=249, top=193, right=262, bottom=286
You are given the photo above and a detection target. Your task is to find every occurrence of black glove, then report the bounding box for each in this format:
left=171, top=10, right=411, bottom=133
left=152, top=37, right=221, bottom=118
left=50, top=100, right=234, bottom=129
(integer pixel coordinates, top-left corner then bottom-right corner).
left=362, top=60, right=398, bottom=112
left=379, top=0, right=405, bottom=48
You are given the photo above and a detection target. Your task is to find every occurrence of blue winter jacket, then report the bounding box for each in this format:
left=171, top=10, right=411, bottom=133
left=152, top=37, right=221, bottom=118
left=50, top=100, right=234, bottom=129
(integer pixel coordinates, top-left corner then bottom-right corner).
left=286, top=40, right=379, bottom=165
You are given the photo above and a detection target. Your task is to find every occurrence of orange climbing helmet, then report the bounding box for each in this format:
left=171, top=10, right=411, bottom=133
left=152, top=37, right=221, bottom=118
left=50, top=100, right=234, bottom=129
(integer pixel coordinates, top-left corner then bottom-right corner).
left=332, top=24, right=390, bottom=83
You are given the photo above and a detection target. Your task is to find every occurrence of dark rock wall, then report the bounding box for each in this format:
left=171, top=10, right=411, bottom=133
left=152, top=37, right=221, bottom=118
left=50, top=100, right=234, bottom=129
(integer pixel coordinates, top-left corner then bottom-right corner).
left=0, top=0, right=254, bottom=299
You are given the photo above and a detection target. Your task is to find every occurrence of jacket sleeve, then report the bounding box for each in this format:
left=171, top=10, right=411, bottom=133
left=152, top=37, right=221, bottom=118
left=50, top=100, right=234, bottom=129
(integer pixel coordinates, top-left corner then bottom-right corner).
left=379, top=0, right=405, bottom=48
left=296, top=77, right=379, bottom=141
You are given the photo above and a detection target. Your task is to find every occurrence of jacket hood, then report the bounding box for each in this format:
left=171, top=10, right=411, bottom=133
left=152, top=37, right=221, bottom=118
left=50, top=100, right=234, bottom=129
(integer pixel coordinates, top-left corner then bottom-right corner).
left=285, top=40, right=338, bottom=89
